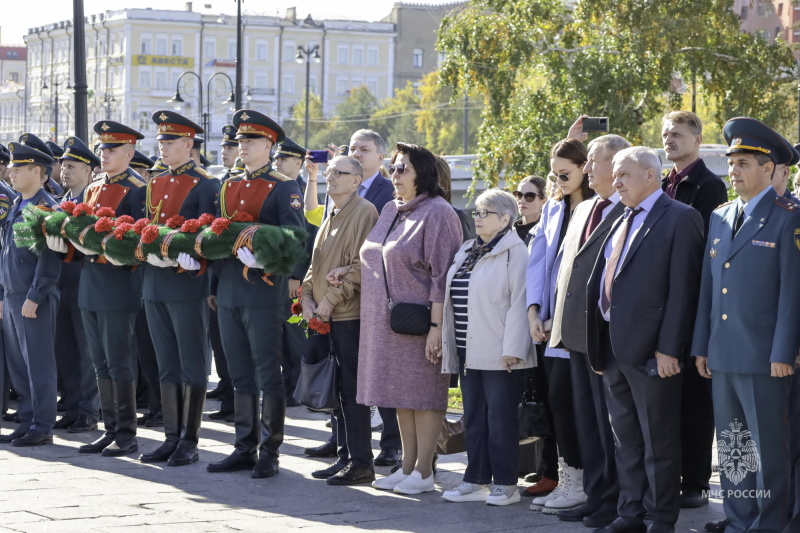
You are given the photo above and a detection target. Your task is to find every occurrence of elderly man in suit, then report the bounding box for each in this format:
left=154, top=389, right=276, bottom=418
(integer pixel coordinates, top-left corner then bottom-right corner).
left=692, top=118, right=800, bottom=533
left=586, top=146, right=705, bottom=533
left=549, top=133, right=629, bottom=527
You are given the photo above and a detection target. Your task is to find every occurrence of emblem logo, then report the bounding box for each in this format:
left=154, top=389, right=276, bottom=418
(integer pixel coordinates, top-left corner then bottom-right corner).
left=20, top=133, right=28, bottom=142
left=717, top=419, right=760, bottom=485
left=0, top=194, right=9, bottom=221
left=101, top=123, right=110, bottom=131
left=8, top=144, right=14, bottom=153
left=795, top=228, right=800, bottom=252
left=710, top=248, right=717, bottom=259
left=732, top=138, right=742, bottom=147
left=713, top=238, right=721, bottom=244
left=240, top=112, right=250, bottom=121
left=67, top=138, right=75, bottom=146
left=160, top=125, right=168, bottom=132
left=159, top=113, right=168, bottom=121
left=289, top=193, right=302, bottom=210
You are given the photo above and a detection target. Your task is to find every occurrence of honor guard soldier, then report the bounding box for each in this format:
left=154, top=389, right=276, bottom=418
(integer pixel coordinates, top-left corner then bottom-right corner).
left=47, top=121, right=147, bottom=457
left=45, top=140, right=64, bottom=184
left=191, top=136, right=211, bottom=168
left=130, top=150, right=155, bottom=182
left=206, top=109, right=305, bottom=478
left=692, top=118, right=800, bottom=533
left=52, top=137, right=101, bottom=434
left=0, top=142, right=62, bottom=446
left=17, top=133, right=63, bottom=196
left=218, top=125, right=239, bottom=181
left=138, top=110, right=219, bottom=467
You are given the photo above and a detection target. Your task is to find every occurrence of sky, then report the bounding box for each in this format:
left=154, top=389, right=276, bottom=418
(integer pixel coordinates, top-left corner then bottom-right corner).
left=1, top=0, right=458, bottom=44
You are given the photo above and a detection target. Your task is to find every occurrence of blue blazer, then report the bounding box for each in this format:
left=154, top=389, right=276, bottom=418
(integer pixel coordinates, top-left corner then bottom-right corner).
left=691, top=188, right=800, bottom=374
left=526, top=198, right=568, bottom=321
left=363, top=175, right=395, bottom=214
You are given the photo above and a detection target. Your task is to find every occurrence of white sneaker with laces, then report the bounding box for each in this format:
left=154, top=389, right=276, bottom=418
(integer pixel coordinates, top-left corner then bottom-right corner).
left=372, top=468, right=409, bottom=491
left=486, top=484, right=521, bottom=506
left=393, top=470, right=435, bottom=495
left=442, top=481, right=489, bottom=502
left=530, top=459, right=568, bottom=511
left=370, top=406, right=384, bottom=430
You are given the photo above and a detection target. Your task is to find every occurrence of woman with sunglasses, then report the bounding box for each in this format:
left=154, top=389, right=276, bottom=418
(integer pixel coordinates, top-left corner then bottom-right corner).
left=357, top=143, right=463, bottom=495
left=513, top=176, right=547, bottom=246
left=525, top=138, right=594, bottom=513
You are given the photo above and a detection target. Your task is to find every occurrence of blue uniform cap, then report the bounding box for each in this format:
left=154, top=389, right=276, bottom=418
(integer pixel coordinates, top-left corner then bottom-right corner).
left=61, top=136, right=101, bottom=168
left=232, top=109, right=285, bottom=144
left=8, top=141, right=55, bottom=168
left=130, top=150, right=153, bottom=170
left=152, top=110, right=203, bottom=140
left=46, top=140, right=64, bottom=158
left=93, top=120, right=145, bottom=149
left=220, top=124, right=239, bottom=147
left=274, top=137, right=306, bottom=159
left=723, top=117, right=794, bottom=166
left=0, top=144, right=9, bottom=165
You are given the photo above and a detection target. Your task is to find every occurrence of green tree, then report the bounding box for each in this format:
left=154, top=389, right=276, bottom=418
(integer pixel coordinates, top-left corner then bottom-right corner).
left=282, top=90, right=323, bottom=146
left=437, top=0, right=797, bottom=186
left=370, top=83, right=426, bottom=148
left=416, top=71, right=483, bottom=155
left=308, top=86, right=379, bottom=148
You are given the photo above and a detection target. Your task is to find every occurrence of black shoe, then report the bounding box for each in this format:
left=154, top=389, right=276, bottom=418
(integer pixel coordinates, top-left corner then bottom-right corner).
left=79, top=434, right=115, bottom=453
left=57, top=399, right=66, bottom=412
left=556, top=502, right=598, bottom=522
left=583, top=508, right=618, bottom=528
left=594, top=517, right=646, bottom=533
left=1, top=412, right=16, bottom=422
left=374, top=448, right=401, bottom=466
left=286, top=396, right=300, bottom=407
left=312, top=461, right=347, bottom=479
left=139, top=439, right=179, bottom=463
left=207, top=450, right=257, bottom=473
left=53, top=415, right=78, bottom=430
left=645, top=523, right=674, bottom=533
left=137, top=409, right=161, bottom=427
left=304, top=440, right=337, bottom=458
left=68, top=415, right=98, bottom=433
left=0, top=428, right=29, bottom=444
left=144, top=412, right=164, bottom=427
left=326, top=463, right=376, bottom=485
left=703, top=518, right=730, bottom=533
left=680, top=489, right=709, bottom=509
left=167, top=440, right=199, bottom=466
left=11, top=430, right=53, bottom=447
left=251, top=454, right=279, bottom=478
left=208, top=409, right=235, bottom=421
left=523, top=472, right=542, bottom=483
left=206, top=385, right=228, bottom=400
left=167, top=384, right=205, bottom=467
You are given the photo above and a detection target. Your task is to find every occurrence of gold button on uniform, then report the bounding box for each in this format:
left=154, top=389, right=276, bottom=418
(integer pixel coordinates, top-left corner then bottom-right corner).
left=722, top=288, right=728, bottom=294
left=724, top=262, right=730, bottom=268
left=722, top=314, right=728, bottom=320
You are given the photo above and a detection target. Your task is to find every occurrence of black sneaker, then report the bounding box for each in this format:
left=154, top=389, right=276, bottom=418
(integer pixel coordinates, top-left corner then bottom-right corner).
left=326, top=463, right=375, bottom=485
left=312, top=461, right=347, bottom=479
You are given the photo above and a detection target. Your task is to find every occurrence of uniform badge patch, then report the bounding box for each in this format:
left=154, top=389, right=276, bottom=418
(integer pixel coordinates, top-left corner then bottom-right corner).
left=289, top=193, right=302, bottom=210
left=0, top=194, right=9, bottom=221
left=710, top=248, right=717, bottom=259
left=795, top=229, right=800, bottom=251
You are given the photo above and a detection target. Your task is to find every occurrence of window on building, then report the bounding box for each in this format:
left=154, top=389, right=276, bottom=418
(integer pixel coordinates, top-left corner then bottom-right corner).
left=256, top=41, right=267, bottom=61
left=336, top=78, right=347, bottom=95
left=756, top=28, right=767, bottom=40
left=778, top=3, right=784, bottom=16
left=140, top=70, right=151, bottom=88
left=255, top=74, right=267, bottom=89
left=309, top=76, right=318, bottom=95
left=413, top=48, right=423, bottom=68
left=283, top=42, right=296, bottom=62
left=171, top=71, right=180, bottom=89
left=412, top=81, right=421, bottom=96
left=740, top=5, right=748, bottom=19
left=156, top=37, right=167, bottom=55
left=282, top=75, right=295, bottom=94
left=204, top=39, right=215, bottom=59
left=438, top=52, right=446, bottom=67
left=10, top=72, right=19, bottom=82
left=337, top=45, right=348, bottom=65
left=775, top=26, right=782, bottom=40
left=367, top=47, right=378, bottom=66
left=228, top=39, right=236, bottom=59
left=155, top=71, right=167, bottom=90
left=171, top=38, right=183, bottom=56
left=99, top=40, right=106, bottom=57
left=353, top=47, right=363, bottom=66
left=367, top=80, right=377, bottom=96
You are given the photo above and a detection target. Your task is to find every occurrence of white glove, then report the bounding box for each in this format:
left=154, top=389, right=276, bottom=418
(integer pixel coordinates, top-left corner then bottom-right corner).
left=236, top=247, right=264, bottom=269
left=68, top=239, right=97, bottom=257
left=146, top=253, right=179, bottom=268
left=177, top=252, right=200, bottom=271
left=45, top=235, right=68, bottom=253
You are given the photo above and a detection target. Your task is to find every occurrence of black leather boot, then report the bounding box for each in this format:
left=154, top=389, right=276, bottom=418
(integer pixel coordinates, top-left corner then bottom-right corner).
left=139, top=382, right=182, bottom=463
left=79, top=379, right=116, bottom=454
left=251, top=395, right=285, bottom=479
left=102, top=381, right=138, bottom=456
left=207, top=393, right=259, bottom=473
left=168, top=384, right=206, bottom=466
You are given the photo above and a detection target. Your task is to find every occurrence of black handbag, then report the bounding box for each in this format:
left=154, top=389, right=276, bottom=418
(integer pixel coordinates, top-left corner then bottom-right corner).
left=293, top=333, right=339, bottom=411
left=518, top=368, right=552, bottom=443
left=381, top=211, right=431, bottom=336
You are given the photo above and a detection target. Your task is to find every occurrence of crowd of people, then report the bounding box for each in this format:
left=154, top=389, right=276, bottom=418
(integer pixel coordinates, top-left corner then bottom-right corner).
left=0, top=107, right=798, bottom=533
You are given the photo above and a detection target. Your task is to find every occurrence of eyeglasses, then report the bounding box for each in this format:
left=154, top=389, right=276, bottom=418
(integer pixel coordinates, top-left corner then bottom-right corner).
left=388, top=163, right=409, bottom=175
left=549, top=172, right=573, bottom=182
left=322, top=169, right=353, bottom=179
left=513, top=191, right=544, bottom=202
left=471, top=209, right=499, bottom=219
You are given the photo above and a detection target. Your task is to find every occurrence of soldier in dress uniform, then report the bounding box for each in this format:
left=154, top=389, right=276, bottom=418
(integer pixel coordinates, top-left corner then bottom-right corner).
left=45, top=141, right=64, bottom=185
left=17, top=133, right=62, bottom=197
left=130, top=150, right=155, bottom=181
left=52, top=137, right=101, bottom=434
left=218, top=125, right=239, bottom=181
left=138, top=110, right=219, bottom=467
left=0, top=142, right=62, bottom=446
left=692, top=117, right=800, bottom=533
left=191, top=136, right=211, bottom=168
left=0, top=143, right=10, bottom=422
left=206, top=109, right=305, bottom=478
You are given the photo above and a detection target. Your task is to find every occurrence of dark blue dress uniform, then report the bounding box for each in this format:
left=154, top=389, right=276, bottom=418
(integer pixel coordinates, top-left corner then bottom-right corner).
left=0, top=142, right=61, bottom=446
left=17, top=133, right=63, bottom=197
left=139, top=110, right=219, bottom=467
left=691, top=118, right=800, bottom=533
left=207, top=110, right=305, bottom=478
left=53, top=137, right=101, bottom=433
left=0, top=143, right=12, bottom=419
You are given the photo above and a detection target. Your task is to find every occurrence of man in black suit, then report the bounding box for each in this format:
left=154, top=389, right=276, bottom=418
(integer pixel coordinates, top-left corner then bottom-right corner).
left=587, top=146, right=705, bottom=533
left=660, top=111, right=728, bottom=510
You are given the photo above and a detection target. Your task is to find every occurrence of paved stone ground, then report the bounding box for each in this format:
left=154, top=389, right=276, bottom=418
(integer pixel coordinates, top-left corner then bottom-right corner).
left=0, top=395, right=725, bottom=532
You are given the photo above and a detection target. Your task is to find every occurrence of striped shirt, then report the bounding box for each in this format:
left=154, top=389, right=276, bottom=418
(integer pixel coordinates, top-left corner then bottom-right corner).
left=451, top=262, right=472, bottom=351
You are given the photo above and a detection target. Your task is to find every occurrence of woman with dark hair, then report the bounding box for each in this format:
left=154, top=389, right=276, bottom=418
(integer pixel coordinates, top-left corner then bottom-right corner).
left=524, top=138, right=594, bottom=513
left=513, top=175, right=547, bottom=246
left=357, top=142, right=463, bottom=495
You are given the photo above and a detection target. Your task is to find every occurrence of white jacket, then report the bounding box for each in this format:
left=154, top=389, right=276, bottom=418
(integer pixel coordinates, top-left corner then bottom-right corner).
left=441, top=230, right=536, bottom=374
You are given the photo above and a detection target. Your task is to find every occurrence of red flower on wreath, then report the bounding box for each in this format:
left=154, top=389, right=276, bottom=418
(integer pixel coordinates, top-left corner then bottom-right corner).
left=166, top=215, right=185, bottom=229
left=72, top=203, right=94, bottom=216
left=197, top=213, right=215, bottom=226
left=315, top=321, right=331, bottom=335
left=94, top=217, right=114, bottom=233
left=113, top=222, right=133, bottom=240
left=115, top=215, right=135, bottom=225
left=60, top=201, right=77, bottom=214
left=290, top=301, right=303, bottom=315
left=180, top=219, right=201, bottom=233
left=132, top=218, right=150, bottom=235
left=141, top=225, right=160, bottom=244
left=95, top=207, right=116, bottom=217
left=232, top=212, right=254, bottom=222
left=210, top=218, right=230, bottom=236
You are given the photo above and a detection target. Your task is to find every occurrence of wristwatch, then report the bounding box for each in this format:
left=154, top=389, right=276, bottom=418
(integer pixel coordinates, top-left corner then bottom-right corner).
left=430, top=322, right=441, bottom=328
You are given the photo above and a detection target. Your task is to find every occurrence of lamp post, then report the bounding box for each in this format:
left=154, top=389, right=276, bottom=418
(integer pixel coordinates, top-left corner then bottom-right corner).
left=235, top=0, right=243, bottom=110
left=295, top=44, right=321, bottom=149
left=103, top=92, right=116, bottom=120
left=42, top=75, right=71, bottom=143
left=168, top=71, right=236, bottom=156
left=206, top=72, right=236, bottom=142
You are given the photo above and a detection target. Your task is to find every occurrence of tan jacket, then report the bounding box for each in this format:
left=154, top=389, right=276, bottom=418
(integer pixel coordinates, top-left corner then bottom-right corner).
left=301, top=194, right=379, bottom=321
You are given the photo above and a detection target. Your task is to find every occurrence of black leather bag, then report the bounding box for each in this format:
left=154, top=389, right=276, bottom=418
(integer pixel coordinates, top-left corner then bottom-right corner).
left=436, top=415, right=467, bottom=455
left=518, top=401, right=551, bottom=444
left=293, top=333, right=339, bottom=411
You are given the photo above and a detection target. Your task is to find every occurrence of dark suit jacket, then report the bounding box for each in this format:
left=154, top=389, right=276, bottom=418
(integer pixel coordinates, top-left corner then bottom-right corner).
left=586, top=193, right=704, bottom=371
left=661, top=158, right=728, bottom=235
left=363, top=174, right=395, bottom=214
left=550, top=196, right=625, bottom=353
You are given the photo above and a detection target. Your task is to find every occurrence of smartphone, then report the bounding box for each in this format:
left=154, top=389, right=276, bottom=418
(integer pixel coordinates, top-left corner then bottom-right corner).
left=582, top=117, right=609, bottom=132
left=308, top=150, right=329, bottom=164
left=646, top=357, right=683, bottom=377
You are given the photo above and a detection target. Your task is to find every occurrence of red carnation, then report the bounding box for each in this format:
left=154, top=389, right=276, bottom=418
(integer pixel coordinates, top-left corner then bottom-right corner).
left=94, top=217, right=114, bottom=233
left=132, top=218, right=150, bottom=235
left=290, top=301, right=303, bottom=315
left=197, top=213, right=215, bottom=226
left=308, top=317, right=323, bottom=332
left=60, top=201, right=77, bottom=214
left=210, top=218, right=231, bottom=236
left=113, top=222, right=133, bottom=240
left=232, top=212, right=254, bottom=222
left=115, top=215, right=135, bottom=225
left=141, top=225, right=160, bottom=244
left=180, top=219, right=202, bottom=233
left=95, top=207, right=116, bottom=217
left=72, top=203, right=94, bottom=216
left=166, top=215, right=186, bottom=229
left=316, top=321, right=331, bottom=335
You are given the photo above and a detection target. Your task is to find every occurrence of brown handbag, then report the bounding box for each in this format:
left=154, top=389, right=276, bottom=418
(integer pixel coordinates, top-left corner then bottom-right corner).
left=436, top=415, right=466, bottom=455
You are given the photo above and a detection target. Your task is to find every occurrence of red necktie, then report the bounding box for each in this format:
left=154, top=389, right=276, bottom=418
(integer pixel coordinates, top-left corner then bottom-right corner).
left=582, top=198, right=613, bottom=246
left=601, top=207, right=643, bottom=314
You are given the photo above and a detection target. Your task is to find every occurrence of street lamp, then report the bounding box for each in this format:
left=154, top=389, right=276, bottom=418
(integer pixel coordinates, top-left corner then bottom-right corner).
left=206, top=72, right=236, bottom=144
left=167, top=71, right=236, bottom=156
left=43, top=75, right=71, bottom=143
left=103, top=92, right=116, bottom=120
left=295, top=44, right=321, bottom=148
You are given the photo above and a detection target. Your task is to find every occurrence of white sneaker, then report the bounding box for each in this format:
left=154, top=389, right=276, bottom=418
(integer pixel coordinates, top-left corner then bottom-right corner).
left=530, top=459, right=568, bottom=511
left=542, top=465, right=587, bottom=514
left=370, top=406, right=384, bottom=430
left=442, top=481, right=489, bottom=502
left=393, top=470, right=435, bottom=495
left=486, top=485, right=521, bottom=506
left=372, top=468, right=409, bottom=491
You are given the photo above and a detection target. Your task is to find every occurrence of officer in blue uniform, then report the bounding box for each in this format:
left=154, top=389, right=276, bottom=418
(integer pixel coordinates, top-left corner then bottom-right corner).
left=0, top=144, right=15, bottom=426
left=692, top=117, right=800, bottom=533
left=138, top=110, right=219, bottom=467
left=45, top=140, right=64, bottom=185
left=0, top=142, right=61, bottom=446
left=17, top=133, right=63, bottom=197
left=52, top=137, right=101, bottom=434
left=206, top=110, right=306, bottom=478
left=191, top=136, right=211, bottom=168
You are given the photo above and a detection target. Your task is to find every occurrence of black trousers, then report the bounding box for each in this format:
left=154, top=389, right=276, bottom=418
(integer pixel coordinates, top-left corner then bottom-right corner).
left=570, top=350, right=618, bottom=512
left=788, top=371, right=800, bottom=532
left=145, top=300, right=210, bottom=387
left=679, top=356, right=714, bottom=493
left=133, top=307, right=160, bottom=411
left=543, top=354, right=581, bottom=468
left=82, top=309, right=137, bottom=383
left=55, top=291, right=98, bottom=418
left=208, top=306, right=233, bottom=413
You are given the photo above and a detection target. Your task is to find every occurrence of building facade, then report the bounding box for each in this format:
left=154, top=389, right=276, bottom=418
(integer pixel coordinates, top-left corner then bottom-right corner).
left=733, top=0, right=800, bottom=46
